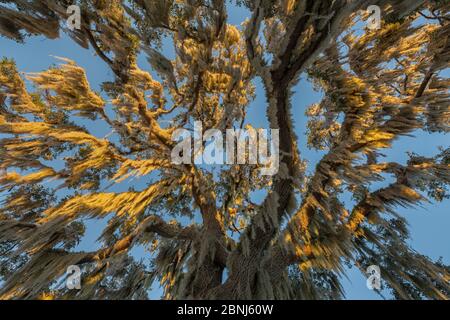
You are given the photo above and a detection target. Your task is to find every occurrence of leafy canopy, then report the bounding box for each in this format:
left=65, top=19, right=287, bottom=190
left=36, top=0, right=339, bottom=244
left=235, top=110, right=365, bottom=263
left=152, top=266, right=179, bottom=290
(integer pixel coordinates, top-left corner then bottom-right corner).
left=0, top=0, right=449, bottom=300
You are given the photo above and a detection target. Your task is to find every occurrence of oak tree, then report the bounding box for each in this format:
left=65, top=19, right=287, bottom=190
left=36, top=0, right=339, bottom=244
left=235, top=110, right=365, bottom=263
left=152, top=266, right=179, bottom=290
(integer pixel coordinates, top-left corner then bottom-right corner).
left=0, top=0, right=449, bottom=299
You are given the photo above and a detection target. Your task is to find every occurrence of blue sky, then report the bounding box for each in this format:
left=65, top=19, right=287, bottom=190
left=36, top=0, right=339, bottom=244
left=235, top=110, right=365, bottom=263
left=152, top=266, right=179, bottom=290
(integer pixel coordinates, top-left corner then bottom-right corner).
left=0, top=2, right=448, bottom=300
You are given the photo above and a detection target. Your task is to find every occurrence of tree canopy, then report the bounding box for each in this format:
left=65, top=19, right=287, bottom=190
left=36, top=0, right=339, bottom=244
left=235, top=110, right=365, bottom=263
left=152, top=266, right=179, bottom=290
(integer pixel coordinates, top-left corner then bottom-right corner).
left=0, top=0, right=449, bottom=300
